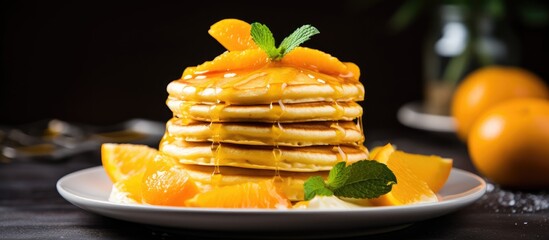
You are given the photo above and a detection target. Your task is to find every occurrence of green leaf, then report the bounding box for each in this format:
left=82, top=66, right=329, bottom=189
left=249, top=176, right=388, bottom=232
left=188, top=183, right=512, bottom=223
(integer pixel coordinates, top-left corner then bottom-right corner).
left=332, top=160, right=397, bottom=199
left=303, top=160, right=397, bottom=201
left=250, top=22, right=319, bottom=61
left=304, top=176, right=333, bottom=201
left=250, top=23, right=278, bottom=58
left=278, top=25, right=320, bottom=59
left=327, top=162, right=350, bottom=189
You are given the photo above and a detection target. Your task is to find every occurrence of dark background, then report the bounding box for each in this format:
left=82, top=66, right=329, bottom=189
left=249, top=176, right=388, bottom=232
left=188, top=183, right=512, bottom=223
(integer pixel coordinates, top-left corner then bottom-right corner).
left=2, top=0, right=548, bottom=131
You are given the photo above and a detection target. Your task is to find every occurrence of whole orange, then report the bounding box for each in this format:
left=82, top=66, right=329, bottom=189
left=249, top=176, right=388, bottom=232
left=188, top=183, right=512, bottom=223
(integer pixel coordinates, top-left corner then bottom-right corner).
left=451, top=66, right=549, bottom=141
left=468, top=98, right=549, bottom=189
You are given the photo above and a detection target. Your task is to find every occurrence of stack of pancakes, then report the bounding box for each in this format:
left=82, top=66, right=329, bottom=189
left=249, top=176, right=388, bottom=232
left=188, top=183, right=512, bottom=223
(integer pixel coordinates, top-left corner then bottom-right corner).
left=160, top=66, right=367, bottom=200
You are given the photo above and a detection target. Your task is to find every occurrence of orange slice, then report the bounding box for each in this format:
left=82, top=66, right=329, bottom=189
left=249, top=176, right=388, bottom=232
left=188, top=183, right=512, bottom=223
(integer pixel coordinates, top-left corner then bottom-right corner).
left=281, top=47, right=349, bottom=76
left=369, top=143, right=395, bottom=164
left=343, top=62, right=360, bottom=80
left=189, top=48, right=269, bottom=75
left=369, top=144, right=452, bottom=192
left=141, top=154, right=200, bottom=206
left=101, top=143, right=158, bottom=183
left=389, top=151, right=452, bottom=193
left=112, top=171, right=145, bottom=203
left=370, top=158, right=438, bottom=206
left=370, top=144, right=442, bottom=206
left=186, top=179, right=291, bottom=209
left=208, top=19, right=257, bottom=51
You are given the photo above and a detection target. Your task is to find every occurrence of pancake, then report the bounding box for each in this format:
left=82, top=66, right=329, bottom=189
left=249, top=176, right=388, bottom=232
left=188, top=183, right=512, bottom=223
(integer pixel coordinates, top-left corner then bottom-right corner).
left=182, top=163, right=328, bottom=201
left=166, top=99, right=363, bottom=122
left=159, top=139, right=369, bottom=172
left=166, top=118, right=364, bottom=146
left=169, top=66, right=364, bottom=105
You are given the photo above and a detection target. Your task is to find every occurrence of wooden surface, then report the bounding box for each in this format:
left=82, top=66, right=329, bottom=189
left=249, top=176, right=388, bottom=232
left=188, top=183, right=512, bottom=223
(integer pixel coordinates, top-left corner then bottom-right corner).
left=1, top=127, right=548, bottom=240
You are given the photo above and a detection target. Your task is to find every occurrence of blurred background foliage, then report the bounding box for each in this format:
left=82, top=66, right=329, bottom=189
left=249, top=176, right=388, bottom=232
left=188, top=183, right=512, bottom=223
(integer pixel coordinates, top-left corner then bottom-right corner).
left=1, top=0, right=548, bottom=130
left=386, top=0, right=548, bottom=32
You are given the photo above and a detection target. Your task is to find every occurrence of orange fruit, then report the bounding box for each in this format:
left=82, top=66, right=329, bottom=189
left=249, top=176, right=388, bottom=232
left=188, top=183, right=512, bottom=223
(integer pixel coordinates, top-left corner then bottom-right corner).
left=141, top=154, right=200, bottom=206
left=468, top=98, right=549, bottom=189
left=101, top=143, right=158, bottom=183
left=451, top=66, right=549, bottom=141
left=389, top=151, right=452, bottom=193
left=185, top=179, right=291, bottom=209
left=208, top=19, right=257, bottom=51
left=343, top=62, right=360, bottom=80
left=370, top=157, right=438, bottom=206
left=369, top=144, right=447, bottom=206
left=281, top=47, right=349, bottom=76
left=370, top=144, right=452, bottom=193
left=189, top=49, right=269, bottom=74
left=369, top=143, right=395, bottom=164
left=111, top=171, right=145, bottom=203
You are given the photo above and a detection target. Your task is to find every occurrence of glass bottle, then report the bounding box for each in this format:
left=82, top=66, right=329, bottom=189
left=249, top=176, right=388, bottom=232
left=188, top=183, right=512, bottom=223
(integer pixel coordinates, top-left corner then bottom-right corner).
left=422, top=3, right=519, bottom=116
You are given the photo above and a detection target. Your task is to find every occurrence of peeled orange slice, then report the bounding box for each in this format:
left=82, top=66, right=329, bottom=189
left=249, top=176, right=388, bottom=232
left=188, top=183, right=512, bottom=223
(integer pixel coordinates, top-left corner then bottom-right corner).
left=111, top=171, right=145, bottom=203
left=369, top=143, right=395, bottom=164
left=186, top=179, right=291, bottom=209
left=370, top=144, right=452, bottom=193
left=208, top=19, right=257, bottom=51
left=101, top=143, right=158, bottom=183
left=370, top=158, right=438, bottom=206
left=190, top=48, right=269, bottom=74
left=141, top=154, right=200, bottom=206
left=281, top=47, right=349, bottom=76
left=343, top=62, right=360, bottom=80
left=369, top=144, right=448, bottom=206
left=389, top=151, right=452, bottom=193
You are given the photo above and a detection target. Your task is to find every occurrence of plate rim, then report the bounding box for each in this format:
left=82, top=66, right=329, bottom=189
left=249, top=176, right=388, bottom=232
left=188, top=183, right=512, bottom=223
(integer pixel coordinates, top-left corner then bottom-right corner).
left=397, top=101, right=456, bottom=133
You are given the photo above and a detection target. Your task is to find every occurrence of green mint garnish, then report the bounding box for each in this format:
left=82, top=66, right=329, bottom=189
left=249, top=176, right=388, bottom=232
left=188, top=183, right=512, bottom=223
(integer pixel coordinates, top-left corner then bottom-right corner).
left=304, top=160, right=397, bottom=201
left=250, top=22, right=319, bottom=61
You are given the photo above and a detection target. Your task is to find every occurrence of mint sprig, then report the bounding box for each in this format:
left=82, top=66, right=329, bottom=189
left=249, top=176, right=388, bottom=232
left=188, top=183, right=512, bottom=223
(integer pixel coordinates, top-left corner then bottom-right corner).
left=250, top=22, right=319, bottom=60
left=304, top=160, right=397, bottom=201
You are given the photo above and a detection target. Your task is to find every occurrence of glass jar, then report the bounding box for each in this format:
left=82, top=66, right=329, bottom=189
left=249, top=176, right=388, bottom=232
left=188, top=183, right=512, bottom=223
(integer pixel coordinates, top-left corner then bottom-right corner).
left=422, top=3, right=519, bottom=115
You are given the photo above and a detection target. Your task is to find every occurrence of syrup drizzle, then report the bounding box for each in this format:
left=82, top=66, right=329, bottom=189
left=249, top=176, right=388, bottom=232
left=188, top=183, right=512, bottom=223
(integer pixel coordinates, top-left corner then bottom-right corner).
left=329, top=77, right=349, bottom=163
left=210, top=95, right=225, bottom=181
left=268, top=80, right=287, bottom=179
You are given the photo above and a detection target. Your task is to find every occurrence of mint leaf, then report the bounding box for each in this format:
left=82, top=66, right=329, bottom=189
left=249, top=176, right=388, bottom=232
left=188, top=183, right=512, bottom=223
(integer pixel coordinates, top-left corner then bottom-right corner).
left=327, top=162, right=349, bottom=189
left=304, top=176, right=333, bottom=201
left=303, top=160, right=397, bottom=200
left=250, top=22, right=319, bottom=60
left=250, top=23, right=278, bottom=59
left=278, top=25, right=319, bottom=58
left=333, top=161, right=397, bottom=199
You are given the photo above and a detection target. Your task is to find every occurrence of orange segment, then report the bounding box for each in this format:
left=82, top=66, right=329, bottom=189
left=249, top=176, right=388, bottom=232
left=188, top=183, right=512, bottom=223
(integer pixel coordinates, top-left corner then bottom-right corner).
left=186, top=179, right=291, bottom=209
left=281, top=47, right=349, bottom=76
left=389, top=151, right=452, bottom=193
left=112, top=171, right=144, bottom=203
left=189, top=49, right=269, bottom=75
left=370, top=157, right=438, bottom=206
left=369, top=143, right=395, bottom=164
left=101, top=143, right=158, bottom=183
left=370, top=144, right=452, bottom=193
left=370, top=143, right=448, bottom=206
left=208, top=19, right=257, bottom=51
left=141, top=154, right=200, bottom=206
left=343, top=62, right=360, bottom=81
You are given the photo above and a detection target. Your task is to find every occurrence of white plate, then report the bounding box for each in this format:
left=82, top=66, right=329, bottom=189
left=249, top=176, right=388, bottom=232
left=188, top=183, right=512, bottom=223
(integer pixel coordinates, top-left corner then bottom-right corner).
left=397, top=101, right=456, bottom=133
left=57, top=166, right=485, bottom=238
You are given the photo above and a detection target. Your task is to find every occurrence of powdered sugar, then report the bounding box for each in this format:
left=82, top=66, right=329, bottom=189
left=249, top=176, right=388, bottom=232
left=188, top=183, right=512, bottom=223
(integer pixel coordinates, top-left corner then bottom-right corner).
left=477, top=182, right=549, bottom=213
